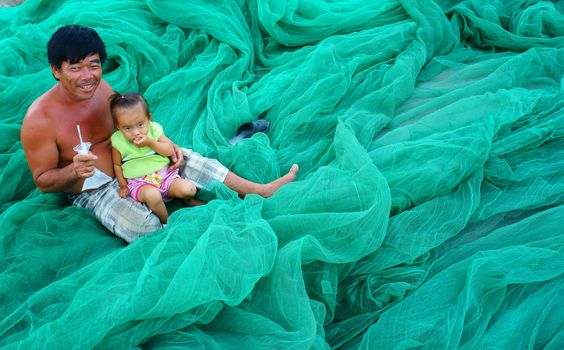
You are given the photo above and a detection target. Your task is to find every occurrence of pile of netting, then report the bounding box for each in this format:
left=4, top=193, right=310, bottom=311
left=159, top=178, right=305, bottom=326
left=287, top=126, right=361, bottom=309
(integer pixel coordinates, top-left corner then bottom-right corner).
left=1, top=0, right=563, bottom=348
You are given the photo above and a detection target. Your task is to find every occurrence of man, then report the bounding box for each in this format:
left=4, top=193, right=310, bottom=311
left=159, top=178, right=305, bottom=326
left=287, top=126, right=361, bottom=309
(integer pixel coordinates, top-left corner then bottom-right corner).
left=21, top=25, right=298, bottom=242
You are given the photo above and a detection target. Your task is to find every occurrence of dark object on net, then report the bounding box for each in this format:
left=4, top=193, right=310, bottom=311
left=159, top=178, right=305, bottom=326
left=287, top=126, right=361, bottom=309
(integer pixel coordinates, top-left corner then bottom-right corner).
left=229, top=119, right=270, bottom=145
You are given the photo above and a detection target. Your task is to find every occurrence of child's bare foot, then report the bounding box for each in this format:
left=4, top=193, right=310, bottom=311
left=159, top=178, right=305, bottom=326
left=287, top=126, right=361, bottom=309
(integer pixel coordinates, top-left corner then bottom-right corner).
left=261, top=164, right=299, bottom=198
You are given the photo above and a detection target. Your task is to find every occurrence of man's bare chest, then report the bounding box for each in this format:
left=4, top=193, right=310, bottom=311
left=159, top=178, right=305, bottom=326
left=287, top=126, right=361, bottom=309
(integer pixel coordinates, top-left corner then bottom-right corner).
left=55, top=113, right=114, bottom=164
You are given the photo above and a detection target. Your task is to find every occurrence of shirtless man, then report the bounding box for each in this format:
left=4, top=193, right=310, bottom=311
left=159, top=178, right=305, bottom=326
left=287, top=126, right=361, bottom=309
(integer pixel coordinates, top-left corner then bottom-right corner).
left=21, top=25, right=298, bottom=242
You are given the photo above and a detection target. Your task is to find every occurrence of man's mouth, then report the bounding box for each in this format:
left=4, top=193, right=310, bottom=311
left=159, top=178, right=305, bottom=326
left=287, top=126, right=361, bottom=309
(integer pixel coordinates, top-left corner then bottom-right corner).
left=78, top=82, right=96, bottom=92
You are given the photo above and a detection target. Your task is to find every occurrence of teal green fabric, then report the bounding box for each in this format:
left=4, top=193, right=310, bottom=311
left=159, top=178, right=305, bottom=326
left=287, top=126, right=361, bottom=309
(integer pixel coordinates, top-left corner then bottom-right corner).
left=1, top=0, right=563, bottom=348
left=112, top=121, right=170, bottom=178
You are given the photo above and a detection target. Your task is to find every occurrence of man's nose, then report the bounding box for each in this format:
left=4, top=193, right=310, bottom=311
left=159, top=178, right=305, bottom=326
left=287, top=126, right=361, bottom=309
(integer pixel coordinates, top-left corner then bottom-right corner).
left=81, top=68, right=93, bottom=79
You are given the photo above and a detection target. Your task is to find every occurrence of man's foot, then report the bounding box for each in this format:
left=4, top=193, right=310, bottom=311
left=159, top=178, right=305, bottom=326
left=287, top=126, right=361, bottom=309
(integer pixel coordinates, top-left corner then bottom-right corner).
left=261, top=164, right=299, bottom=198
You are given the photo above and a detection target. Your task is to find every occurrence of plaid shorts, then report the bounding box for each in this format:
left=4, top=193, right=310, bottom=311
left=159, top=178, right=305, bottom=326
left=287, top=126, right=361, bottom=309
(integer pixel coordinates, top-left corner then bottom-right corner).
left=69, top=148, right=229, bottom=242
left=180, top=148, right=228, bottom=189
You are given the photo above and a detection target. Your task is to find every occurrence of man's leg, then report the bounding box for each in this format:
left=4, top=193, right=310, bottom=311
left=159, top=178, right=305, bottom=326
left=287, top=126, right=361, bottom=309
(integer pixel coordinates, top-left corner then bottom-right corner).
left=223, top=164, right=299, bottom=197
left=181, top=148, right=298, bottom=198
left=70, top=180, right=163, bottom=243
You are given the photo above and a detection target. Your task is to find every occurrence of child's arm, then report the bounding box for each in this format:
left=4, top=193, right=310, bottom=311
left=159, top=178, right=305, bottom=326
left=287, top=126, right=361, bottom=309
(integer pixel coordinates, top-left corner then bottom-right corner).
left=159, top=134, right=183, bottom=170
left=134, top=134, right=174, bottom=157
left=112, top=147, right=130, bottom=198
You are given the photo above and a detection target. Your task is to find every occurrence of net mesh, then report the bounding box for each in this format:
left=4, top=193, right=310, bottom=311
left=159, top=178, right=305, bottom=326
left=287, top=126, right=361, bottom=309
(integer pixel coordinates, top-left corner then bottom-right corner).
left=1, top=0, right=563, bottom=348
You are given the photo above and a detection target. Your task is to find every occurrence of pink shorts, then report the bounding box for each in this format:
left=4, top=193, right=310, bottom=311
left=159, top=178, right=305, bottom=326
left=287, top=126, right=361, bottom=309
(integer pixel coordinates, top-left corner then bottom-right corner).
left=127, top=166, right=180, bottom=203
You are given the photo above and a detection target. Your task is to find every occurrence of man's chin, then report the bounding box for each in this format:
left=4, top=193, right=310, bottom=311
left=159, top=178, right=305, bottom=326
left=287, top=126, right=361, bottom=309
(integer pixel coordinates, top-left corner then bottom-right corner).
left=75, top=83, right=98, bottom=99
left=74, top=90, right=96, bottom=101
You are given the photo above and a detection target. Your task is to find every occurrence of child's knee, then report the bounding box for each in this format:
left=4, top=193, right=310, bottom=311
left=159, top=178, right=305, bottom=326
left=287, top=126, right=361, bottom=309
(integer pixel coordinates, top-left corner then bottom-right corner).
left=185, top=181, right=197, bottom=197
left=180, top=181, right=196, bottom=198
left=173, top=179, right=196, bottom=198
left=140, top=186, right=162, bottom=204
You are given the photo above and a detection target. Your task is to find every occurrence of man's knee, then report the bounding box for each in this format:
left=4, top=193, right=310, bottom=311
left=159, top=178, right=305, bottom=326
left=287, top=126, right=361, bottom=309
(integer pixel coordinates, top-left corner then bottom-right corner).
left=105, top=194, right=163, bottom=242
left=112, top=211, right=163, bottom=243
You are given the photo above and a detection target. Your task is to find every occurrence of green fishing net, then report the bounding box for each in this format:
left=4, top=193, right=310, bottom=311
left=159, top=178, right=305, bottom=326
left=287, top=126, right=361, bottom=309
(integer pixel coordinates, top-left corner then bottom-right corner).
left=1, top=0, right=563, bottom=348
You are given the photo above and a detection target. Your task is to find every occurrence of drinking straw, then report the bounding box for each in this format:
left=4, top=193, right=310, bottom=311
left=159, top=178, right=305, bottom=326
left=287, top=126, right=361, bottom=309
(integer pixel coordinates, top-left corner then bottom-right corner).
left=77, top=125, right=83, bottom=144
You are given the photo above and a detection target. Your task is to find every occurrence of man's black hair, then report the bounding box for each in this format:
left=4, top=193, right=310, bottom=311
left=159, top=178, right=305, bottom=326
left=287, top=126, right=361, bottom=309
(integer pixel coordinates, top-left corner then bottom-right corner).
left=47, top=25, right=107, bottom=69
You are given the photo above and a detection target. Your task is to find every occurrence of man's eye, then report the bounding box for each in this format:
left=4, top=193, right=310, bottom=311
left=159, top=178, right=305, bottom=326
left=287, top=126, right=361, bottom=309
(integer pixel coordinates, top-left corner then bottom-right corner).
left=138, top=123, right=144, bottom=127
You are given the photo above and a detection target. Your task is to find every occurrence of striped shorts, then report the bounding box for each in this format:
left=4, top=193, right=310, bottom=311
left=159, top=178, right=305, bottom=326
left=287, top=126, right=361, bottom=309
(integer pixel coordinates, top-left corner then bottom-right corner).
left=69, top=148, right=229, bottom=242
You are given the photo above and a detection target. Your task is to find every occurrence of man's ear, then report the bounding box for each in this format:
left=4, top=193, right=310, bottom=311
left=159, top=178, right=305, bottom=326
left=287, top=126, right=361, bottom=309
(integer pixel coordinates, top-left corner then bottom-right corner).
left=50, top=65, right=61, bottom=81
left=148, top=112, right=153, bottom=120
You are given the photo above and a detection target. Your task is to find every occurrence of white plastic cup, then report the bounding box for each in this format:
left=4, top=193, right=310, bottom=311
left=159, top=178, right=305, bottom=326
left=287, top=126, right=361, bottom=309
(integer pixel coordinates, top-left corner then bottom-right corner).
left=73, top=142, right=92, bottom=155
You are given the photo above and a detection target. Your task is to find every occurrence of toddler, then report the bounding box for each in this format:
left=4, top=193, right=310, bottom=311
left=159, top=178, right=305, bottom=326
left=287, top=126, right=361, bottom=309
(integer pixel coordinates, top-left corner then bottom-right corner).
left=110, top=92, right=198, bottom=224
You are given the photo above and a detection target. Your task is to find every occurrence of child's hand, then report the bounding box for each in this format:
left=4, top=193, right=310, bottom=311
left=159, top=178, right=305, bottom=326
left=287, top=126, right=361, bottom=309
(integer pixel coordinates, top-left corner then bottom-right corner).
left=133, top=135, right=153, bottom=147
left=118, top=186, right=130, bottom=198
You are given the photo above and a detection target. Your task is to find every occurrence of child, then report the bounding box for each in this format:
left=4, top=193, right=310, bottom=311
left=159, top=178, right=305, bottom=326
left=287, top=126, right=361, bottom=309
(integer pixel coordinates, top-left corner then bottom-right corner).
left=110, top=92, right=198, bottom=224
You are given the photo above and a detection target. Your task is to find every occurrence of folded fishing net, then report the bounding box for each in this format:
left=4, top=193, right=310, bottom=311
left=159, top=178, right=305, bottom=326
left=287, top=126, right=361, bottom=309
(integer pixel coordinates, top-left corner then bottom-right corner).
left=1, top=0, right=563, bottom=348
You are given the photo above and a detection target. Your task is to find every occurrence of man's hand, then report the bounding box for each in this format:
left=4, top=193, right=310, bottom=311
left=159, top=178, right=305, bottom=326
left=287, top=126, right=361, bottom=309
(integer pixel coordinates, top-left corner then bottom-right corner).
left=168, top=143, right=184, bottom=171
left=73, top=152, right=97, bottom=179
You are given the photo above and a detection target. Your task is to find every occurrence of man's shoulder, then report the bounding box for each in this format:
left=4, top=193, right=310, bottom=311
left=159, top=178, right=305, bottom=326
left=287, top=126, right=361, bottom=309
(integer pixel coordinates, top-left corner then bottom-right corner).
left=24, top=88, right=53, bottom=118
left=20, top=92, right=58, bottom=153
left=22, top=89, right=57, bottom=132
left=97, top=79, right=113, bottom=96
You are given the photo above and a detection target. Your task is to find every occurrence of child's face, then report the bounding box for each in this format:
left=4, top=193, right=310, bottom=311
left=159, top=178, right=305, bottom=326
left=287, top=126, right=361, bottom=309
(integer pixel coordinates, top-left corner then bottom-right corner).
left=115, top=104, right=150, bottom=143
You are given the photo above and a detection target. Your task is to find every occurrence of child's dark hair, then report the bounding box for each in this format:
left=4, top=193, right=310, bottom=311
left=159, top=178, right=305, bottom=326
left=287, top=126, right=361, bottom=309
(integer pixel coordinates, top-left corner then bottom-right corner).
left=47, top=25, right=107, bottom=69
left=108, top=92, right=151, bottom=124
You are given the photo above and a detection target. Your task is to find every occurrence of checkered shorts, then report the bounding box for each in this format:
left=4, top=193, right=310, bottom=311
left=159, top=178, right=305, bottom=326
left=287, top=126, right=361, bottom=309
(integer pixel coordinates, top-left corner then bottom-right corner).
left=69, top=148, right=229, bottom=242
left=180, top=148, right=228, bottom=189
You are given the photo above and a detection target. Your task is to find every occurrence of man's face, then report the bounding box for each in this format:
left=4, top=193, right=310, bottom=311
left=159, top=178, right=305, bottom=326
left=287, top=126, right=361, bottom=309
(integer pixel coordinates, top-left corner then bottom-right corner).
left=51, top=53, right=102, bottom=100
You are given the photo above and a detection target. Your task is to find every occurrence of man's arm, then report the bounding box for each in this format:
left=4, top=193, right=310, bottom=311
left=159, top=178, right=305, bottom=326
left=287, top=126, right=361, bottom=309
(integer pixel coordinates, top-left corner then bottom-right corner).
left=21, top=117, right=97, bottom=193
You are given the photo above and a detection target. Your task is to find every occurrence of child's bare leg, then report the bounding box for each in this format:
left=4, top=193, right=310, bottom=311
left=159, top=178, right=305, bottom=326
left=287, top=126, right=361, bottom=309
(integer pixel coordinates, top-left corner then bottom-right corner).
left=168, top=178, right=197, bottom=199
left=224, top=164, right=299, bottom=198
left=138, top=185, right=169, bottom=224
